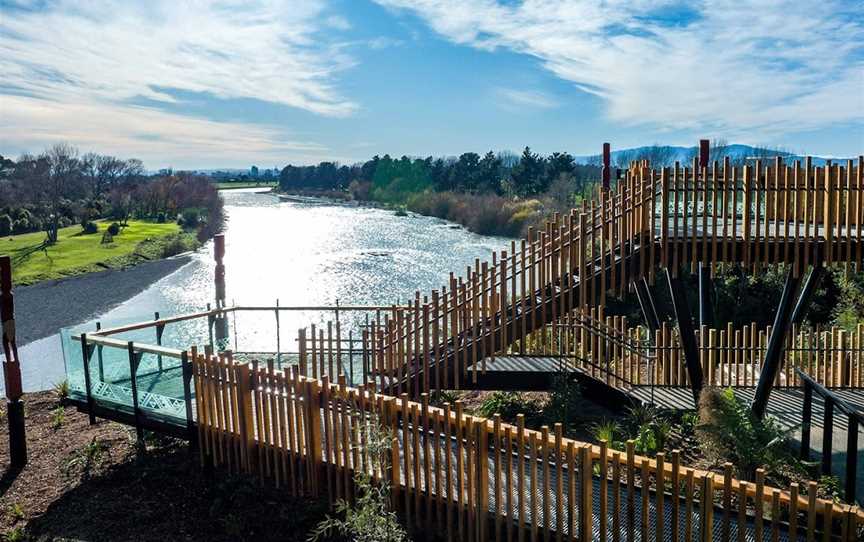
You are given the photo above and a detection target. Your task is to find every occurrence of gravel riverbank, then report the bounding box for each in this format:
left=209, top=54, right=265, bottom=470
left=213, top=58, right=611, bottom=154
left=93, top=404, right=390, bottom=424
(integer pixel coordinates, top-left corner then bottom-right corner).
left=12, top=254, right=192, bottom=347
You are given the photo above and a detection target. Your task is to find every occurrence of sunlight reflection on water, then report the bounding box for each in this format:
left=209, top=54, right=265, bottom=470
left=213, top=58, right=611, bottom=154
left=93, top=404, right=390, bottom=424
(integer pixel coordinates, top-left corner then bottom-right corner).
left=14, top=189, right=510, bottom=391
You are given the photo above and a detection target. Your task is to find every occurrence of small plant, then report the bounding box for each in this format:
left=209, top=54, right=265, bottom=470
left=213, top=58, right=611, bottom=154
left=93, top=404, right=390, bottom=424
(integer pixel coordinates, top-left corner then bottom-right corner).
left=476, top=391, right=541, bottom=425
left=309, top=415, right=408, bottom=542
left=53, top=379, right=69, bottom=400
left=679, top=411, right=699, bottom=437
left=50, top=406, right=65, bottom=430
left=100, top=230, right=114, bottom=244
left=653, top=418, right=673, bottom=451
left=815, top=475, right=842, bottom=502
left=633, top=423, right=658, bottom=455
left=544, top=371, right=582, bottom=429
left=590, top=419, right=623, bottom=450
left=696, top=387, right=800, bottom=479
left=3, top=526, right=25, bottom=542
left=7, top=502, right=24, bottom=521
left=429, top=389, right=460, bottom=408
left=81, top=221, right=98, bottom=234
left=625, top=403, right=658, bottom=432
left=62, top=437, right=110, bottom=479
left=107, top=222, right=121, bottom=235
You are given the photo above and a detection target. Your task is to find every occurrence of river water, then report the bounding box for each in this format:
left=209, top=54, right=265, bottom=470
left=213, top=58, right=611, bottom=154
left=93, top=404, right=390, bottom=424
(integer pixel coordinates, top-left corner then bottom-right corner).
left=13, top=189, right=509, bottom=392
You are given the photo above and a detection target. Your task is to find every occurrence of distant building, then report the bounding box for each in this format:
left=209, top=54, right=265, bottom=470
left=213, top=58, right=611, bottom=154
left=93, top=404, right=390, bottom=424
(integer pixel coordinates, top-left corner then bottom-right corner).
left=250, top=165, right=259, bottom=178
left=159, top=168, right=173, bottom=176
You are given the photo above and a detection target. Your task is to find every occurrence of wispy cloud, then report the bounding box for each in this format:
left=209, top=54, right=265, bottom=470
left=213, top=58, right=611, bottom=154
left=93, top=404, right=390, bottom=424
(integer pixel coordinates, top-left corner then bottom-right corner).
left=0, top=0, right=356, bottom=166
left=493, top=88, right=559, bottom=111
left=1, top=94, right=332, bottom=168
left=375, top=0, right=864, bottom=138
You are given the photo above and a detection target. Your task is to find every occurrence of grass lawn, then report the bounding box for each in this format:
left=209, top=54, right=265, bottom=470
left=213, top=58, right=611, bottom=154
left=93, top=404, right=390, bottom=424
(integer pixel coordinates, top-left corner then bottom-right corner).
left=215, top=180, right=277, bottom=190
left=0, top=219, right=191, bottom=285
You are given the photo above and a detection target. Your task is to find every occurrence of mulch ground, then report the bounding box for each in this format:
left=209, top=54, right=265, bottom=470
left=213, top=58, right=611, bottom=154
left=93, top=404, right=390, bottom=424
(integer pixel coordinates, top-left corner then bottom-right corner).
left=0, top=392, right=329, bottom=541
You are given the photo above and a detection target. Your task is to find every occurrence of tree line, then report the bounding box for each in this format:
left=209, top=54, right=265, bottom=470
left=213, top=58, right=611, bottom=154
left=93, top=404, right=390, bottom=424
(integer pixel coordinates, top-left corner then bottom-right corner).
left=279, top=147, right=603, bottom=203
left=0, top=143, right=223, bottom=242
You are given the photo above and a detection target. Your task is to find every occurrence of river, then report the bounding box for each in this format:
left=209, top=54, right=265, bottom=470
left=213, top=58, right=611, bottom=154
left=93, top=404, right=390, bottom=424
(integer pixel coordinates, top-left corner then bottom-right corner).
left=9, top=189, right=510, bottom=392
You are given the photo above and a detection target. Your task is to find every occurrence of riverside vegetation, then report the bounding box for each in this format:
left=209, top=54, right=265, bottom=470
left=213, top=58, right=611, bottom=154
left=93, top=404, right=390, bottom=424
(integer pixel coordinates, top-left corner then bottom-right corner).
left=0, top=144, right=224, bottom=284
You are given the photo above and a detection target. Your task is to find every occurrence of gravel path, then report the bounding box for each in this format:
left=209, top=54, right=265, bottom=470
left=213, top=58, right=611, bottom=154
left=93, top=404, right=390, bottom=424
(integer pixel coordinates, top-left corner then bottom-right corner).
left=12, top=254, right=192, bottom=347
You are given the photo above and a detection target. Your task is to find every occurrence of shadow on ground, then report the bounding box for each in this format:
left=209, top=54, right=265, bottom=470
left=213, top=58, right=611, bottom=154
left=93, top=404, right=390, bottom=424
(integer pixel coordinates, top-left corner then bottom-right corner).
left=23, top=439, right=329, bottom=542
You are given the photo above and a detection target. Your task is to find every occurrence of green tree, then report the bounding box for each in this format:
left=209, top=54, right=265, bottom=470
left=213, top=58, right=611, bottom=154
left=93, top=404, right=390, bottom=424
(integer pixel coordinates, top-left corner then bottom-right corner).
left=509, top=146, right=546, bottom=196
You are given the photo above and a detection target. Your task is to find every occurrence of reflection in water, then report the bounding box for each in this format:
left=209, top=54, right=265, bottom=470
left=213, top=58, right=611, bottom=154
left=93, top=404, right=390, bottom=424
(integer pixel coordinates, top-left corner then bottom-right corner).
left=15, top=189, right=509, bottom=391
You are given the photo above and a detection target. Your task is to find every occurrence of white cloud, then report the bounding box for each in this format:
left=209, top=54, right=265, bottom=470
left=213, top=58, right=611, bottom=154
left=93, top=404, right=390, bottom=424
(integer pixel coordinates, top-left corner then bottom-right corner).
left=1, top=95, right=333, bottom=168
left=494, top=88, right=559, bottom=111
left=375, top=0, right=864, bottom=139
left=0, top=0, right=356, bottom=165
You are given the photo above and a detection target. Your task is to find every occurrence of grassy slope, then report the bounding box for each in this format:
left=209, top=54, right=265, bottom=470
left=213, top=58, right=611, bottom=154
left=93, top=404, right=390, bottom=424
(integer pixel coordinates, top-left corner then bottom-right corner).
left=0, top=220, right=190, bottom=285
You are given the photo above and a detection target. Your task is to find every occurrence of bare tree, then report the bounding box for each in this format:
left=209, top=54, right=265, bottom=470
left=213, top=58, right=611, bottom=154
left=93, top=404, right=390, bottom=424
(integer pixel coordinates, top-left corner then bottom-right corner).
left=42, top=143, right=81, bottom=243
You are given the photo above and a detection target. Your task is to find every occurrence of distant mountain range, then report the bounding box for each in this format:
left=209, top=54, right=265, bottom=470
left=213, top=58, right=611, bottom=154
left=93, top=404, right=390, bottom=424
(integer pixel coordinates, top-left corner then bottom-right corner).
left=573, top=144, right=854, bottom=167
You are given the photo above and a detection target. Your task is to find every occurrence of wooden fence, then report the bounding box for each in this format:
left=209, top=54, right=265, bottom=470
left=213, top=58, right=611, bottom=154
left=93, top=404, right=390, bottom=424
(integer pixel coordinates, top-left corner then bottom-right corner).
left=348, top=158, right=862, bottom=397
left=192, top=351, right=863, bottom=541
left=526, top=312, right=864, bottom=390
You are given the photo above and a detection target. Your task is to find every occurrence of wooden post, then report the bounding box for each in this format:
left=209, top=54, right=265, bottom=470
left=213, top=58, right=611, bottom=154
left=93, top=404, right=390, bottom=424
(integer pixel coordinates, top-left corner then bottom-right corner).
left=213, top=234, right=229, bottom=348
left=602, top=142, right=612, bottom=191
left=1, top=256, right=26, bottom=467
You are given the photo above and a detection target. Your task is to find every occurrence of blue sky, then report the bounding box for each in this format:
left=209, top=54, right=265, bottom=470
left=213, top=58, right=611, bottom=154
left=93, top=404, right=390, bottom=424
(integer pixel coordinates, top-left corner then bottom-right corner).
left=1, top=0, right=862, bottom=169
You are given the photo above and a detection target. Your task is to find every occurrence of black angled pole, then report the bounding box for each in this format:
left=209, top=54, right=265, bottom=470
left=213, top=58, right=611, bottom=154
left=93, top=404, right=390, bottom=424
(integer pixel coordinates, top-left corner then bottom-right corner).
left=790, top=265, right=825, bottom=326
left=666, top=269, right=703, bottom=406
left=751, top=266, right=802, bottom=419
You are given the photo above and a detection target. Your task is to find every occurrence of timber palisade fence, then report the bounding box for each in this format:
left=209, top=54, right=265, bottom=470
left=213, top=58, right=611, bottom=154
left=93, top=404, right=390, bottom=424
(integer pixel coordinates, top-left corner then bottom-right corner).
left=192, top=351, right=864, bottom=541
left=513, top=312, right=864, bottom=390
left=356, top=157, right=863, bottom=398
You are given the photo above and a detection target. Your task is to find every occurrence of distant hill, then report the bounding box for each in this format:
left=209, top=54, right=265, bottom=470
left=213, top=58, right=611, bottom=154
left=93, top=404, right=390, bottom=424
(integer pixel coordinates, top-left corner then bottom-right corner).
left=573, top=144, right=851, bottom=167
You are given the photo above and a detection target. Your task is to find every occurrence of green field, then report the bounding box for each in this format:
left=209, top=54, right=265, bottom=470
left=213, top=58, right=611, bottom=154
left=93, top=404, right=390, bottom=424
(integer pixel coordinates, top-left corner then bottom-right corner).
left=215, top=181, right=277, bottom=190
left=1, top=220, right=194, bottom=285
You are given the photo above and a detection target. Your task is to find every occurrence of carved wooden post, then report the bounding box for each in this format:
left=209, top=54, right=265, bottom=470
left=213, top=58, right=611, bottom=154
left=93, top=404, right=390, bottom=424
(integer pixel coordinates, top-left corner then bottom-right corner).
left=602, top=142, right=611, bottom=190
left=213, top=234, right=229, bottom=349
left=1, top=255, right=27, bottom=468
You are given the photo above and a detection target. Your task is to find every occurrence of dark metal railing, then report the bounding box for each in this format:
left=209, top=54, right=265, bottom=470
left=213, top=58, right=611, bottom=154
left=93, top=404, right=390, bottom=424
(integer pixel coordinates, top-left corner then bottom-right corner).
left=797, top=367, right=862, bottom=504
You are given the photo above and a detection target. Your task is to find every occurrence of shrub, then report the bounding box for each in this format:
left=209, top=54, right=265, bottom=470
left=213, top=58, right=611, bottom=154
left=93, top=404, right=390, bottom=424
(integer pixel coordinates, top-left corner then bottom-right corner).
left=429, top=389, right=461, bottom=408
left=179, top=208, right=199, bottom=228
left=156, top=211, right=167, bottom=223
left=4, top=525, right=25, bottom=542
left=476, top=391, right=542, bottom=425
left=309, top=416, right=407, bottom=542
left=633, top=423, right=659, bottom=455
left=107, top=222, right=121, bottom=235
left=50, top=406, right=65, bottom=430
left=0, top=214, right=11, bottom=236
left=53, top=379, right=69, bottom=400
left=8, top=502, right=24, bottom=521
left=101, top=231, right=114, bottom=244
left=81, top=221, right=98, bottom=234
left=696, top=387, right=800, bottom=479
left=544, top=371, right=582, bottom=429
left=12, top=218, right=29, bottom=234
left=590, top=419, right=624, bottom=449
left=160, top=234, right=193, bottom=257
left=62, top=437, right=110, bottom=480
